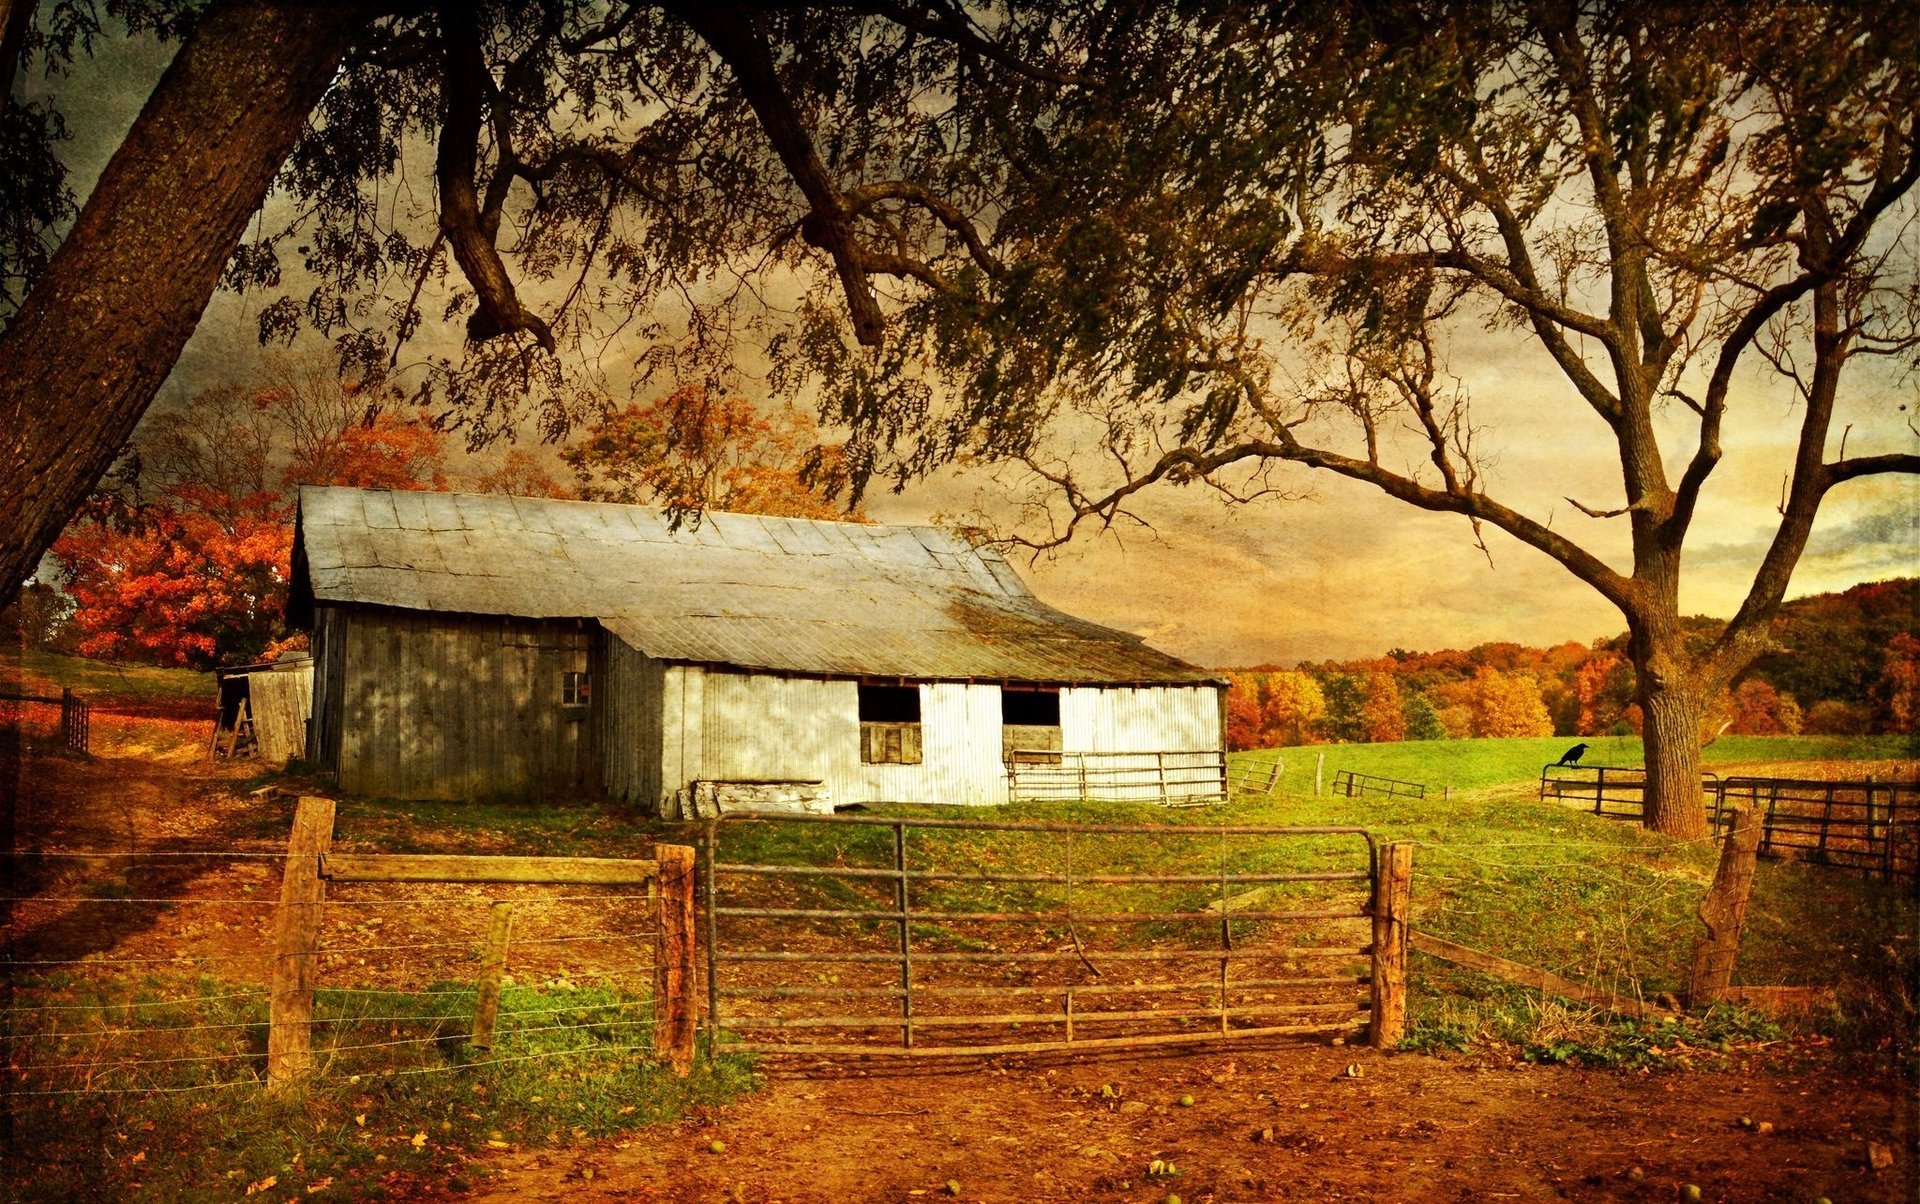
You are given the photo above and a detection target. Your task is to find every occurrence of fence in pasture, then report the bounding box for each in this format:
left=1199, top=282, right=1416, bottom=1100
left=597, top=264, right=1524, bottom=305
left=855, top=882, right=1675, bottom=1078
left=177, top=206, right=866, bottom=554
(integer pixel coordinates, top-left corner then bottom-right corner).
left=0, top=687, right=90, bottom=753
left=0, top=805, right=696, bottom=1102
left=702, top=811, right=1411, bottom=1058
left=1332, top=769, right=1427, bottom=801
left=1708, top=777, right=1919, bottom=882
left=1004, top=748, right=1228, bottom=805
left=1228, top=756, right=1285, bottom=796
left=1538, top=763, right=1720, bottom=818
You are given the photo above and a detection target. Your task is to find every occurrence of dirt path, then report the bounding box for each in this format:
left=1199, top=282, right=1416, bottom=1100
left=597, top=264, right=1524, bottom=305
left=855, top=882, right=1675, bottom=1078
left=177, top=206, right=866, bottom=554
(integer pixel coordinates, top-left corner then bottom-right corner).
left=472, top=1044, right=1915, bottom=1203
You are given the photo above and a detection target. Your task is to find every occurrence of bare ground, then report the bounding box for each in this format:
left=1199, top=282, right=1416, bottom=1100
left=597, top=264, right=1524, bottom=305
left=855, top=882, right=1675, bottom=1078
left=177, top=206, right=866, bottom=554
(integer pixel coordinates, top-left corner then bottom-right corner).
left=471, top=1044, right=1916, bottom=1203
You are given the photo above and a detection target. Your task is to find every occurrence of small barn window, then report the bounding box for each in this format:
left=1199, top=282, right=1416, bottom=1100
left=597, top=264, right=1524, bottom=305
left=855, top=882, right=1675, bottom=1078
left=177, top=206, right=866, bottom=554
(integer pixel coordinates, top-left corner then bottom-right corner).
left=562, top=670, right=590, bottom=707
left=859, top=683, right=922, bottom=765
left=1002, top=686, right=1063, bottom=765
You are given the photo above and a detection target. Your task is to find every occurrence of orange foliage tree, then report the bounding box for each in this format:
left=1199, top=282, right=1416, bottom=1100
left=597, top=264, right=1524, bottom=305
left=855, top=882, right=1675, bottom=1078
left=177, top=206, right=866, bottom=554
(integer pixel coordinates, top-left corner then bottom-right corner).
left=51, top=364, right=446, bottom=667
left=1728, top=679, right=1803, bottom=735
left=563, top=386, right=855, bottom=520
left=1457, top=669, right=1554, bottom=739
left=1874, top=632, right=1920, bottom=734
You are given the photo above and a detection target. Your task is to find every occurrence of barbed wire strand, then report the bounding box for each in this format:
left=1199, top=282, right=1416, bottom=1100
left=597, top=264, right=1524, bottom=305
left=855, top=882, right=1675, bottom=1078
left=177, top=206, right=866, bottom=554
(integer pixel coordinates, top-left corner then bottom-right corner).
left=1, top=851, right=287, bottom=860
left=0, top=990, right=269, bottom=1014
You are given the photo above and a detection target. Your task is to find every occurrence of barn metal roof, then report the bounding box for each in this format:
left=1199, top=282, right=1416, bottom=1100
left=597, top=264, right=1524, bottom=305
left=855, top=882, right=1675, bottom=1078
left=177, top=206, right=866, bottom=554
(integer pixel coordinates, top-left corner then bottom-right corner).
left=291, top=486, right=1216, bottom=685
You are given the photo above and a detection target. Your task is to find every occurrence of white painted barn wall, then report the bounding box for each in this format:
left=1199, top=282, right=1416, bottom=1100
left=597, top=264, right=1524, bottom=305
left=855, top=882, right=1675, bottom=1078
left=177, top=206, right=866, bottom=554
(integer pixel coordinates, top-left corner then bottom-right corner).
left=1061, top=685, right=1222, bottom=752
left=608, top=655, right=1222, bottom=812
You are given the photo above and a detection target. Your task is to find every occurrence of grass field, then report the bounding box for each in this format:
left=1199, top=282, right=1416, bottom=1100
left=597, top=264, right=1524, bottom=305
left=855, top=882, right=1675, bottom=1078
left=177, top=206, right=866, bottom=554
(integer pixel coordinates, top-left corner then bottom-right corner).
left=1230, top=732, right=1916, bottom=793
left=2, top=648, right=214, bottom=713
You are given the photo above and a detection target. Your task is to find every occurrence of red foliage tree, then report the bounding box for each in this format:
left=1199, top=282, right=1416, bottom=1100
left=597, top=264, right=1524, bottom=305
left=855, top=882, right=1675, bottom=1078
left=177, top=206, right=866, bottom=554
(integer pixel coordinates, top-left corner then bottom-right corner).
left=54, top=503, right=292, bottom=669
left=1728, top=679, right=1803, bottom=735
left=1874, top=632, right=1920, bottom=735
left=51, top=365, right=448, bottom=667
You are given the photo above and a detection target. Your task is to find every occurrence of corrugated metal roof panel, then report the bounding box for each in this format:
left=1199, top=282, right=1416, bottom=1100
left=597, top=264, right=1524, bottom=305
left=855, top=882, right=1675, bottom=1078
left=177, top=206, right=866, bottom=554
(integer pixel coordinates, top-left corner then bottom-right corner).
left=294, top=486, right=1214, bottom=684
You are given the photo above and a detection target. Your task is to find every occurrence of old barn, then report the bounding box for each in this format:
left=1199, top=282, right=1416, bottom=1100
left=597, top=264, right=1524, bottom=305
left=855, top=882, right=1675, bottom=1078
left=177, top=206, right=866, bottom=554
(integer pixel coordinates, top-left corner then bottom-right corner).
left=290, top=486, right=1225, bottom=812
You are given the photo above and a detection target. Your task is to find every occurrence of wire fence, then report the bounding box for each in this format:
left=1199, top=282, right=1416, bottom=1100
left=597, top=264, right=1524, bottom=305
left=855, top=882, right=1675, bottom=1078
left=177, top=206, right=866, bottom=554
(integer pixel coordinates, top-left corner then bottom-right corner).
left=1, top=864, right=668, bottom=1100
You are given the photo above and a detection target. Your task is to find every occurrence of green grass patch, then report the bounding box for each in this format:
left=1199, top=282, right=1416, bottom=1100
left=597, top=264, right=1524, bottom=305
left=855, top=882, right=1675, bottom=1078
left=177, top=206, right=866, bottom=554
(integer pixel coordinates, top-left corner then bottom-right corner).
left=1403, top=990, right=1786, bottom=1070
left=0, top=976, right=751, bottom=1201
left=3, top=648, right=213, bottom=712
left=1231, top=733, right=1915, bottom=795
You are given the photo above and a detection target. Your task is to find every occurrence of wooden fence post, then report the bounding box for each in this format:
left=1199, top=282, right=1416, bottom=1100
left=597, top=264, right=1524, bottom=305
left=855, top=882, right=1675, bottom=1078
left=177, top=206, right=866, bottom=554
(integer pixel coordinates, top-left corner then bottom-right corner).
left=1369, top=842, right=1413, bottom=1049
left=1314, top=752, right=1324, bottom=797
left=652, top=843, right=697, bottom=1074
left=268, top=796, right=335, bottom=1090
left=470, top=901, right=513, bottom=1050
left=1688, top=804, right=1762, bottom=1009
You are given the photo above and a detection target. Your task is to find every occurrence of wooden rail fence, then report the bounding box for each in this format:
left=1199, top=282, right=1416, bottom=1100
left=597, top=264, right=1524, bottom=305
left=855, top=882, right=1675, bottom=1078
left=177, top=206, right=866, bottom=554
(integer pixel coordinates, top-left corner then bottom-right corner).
left=0, top=687, right=90, bottom=753
left=1229, top=756, right=1285, bottom=796
left=1005, top=748, right=1228, bottom=805
left=266, top=796, right=698, bottom=1088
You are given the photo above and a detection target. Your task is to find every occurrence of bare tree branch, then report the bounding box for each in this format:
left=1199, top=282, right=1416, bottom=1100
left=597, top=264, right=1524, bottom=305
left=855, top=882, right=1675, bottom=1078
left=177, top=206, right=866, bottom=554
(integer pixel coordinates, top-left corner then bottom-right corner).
left=437, top=3, right=555, bottom=351
left=677, top=5, right=887, bottom=346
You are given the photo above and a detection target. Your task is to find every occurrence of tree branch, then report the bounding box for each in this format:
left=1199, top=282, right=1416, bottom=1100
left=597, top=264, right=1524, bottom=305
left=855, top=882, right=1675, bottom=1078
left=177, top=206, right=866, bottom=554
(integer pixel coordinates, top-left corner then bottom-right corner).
left=844, top=179, right=1003, bottom=278
left=1826, top=451, right=1920, bottom=485
left=677, top=5, right=887, bottom=346
left=436, top=3, right=554, bottom=351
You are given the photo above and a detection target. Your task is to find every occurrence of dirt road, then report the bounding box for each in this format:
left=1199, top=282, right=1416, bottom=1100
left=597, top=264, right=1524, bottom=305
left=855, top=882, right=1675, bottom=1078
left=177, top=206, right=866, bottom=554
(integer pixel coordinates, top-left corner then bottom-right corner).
left=472, top=1044, right=1915, bottom=1202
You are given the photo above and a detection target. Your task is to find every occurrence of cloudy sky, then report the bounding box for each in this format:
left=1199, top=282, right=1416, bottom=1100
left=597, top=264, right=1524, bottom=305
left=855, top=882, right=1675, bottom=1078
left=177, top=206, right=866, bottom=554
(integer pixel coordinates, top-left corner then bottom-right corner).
left=31, top=28, right=1918, bottom=670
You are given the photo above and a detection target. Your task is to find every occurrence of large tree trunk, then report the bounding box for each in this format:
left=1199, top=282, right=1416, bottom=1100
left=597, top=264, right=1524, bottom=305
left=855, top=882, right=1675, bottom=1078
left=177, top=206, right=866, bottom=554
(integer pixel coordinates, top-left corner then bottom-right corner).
left=0, top=2, right=373, bottom=608
left=1638, top=665, right=1712, bottom=840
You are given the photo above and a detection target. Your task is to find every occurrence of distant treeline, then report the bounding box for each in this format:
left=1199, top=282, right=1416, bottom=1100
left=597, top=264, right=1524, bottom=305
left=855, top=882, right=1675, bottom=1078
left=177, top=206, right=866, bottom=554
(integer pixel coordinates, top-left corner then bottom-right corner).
left=1220, top=578, right=1919, bottom=750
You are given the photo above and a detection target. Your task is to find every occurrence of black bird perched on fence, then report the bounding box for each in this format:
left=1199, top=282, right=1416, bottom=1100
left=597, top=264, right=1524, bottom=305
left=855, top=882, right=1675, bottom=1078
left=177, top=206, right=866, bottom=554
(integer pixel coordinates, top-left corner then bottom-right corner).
left=1555, top=743, right=1590, bottom=766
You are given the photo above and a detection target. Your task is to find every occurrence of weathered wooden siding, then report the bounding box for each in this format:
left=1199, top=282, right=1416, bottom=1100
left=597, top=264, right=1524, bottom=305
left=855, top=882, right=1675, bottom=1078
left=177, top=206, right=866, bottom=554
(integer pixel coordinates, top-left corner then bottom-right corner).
left=602, top=636, right=664, bottom=805
left=307, top=606, right=348, bottom=769
left=1061, top=685, right=1223, bottom=753
left=248, top=667, right=313, bottom=764
left=335, top=609, right=598, bottom=801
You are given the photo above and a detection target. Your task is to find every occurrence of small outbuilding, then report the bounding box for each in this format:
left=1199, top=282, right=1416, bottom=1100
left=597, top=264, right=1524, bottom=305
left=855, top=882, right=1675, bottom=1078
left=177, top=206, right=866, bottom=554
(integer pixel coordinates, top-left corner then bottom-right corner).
left=289, top=486, right=1226, bottom=812
left=211, top=652, right=314, bottom=764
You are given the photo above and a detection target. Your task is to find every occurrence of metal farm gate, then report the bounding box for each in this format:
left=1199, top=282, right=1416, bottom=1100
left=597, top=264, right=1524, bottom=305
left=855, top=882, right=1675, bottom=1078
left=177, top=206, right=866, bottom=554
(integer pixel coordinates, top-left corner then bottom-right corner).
left=703, top=814, right=1406, bottom=1059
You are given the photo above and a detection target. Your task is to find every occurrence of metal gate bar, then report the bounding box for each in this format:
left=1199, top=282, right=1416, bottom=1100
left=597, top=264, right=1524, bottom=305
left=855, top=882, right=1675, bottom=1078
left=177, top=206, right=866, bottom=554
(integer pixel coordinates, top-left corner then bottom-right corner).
left=705, top=813, right=1377, bottom=1058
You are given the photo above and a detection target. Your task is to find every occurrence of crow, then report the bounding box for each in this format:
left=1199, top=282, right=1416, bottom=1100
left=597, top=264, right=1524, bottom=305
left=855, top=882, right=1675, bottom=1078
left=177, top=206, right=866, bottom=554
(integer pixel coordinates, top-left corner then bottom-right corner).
left=1555, top=742, right=1590, bottom=766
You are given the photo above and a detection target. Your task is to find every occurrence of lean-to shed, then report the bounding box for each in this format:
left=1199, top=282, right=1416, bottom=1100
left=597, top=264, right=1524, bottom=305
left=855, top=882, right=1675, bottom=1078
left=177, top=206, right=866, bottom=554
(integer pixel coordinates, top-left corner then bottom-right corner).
left=211, top=651, right=314, bottom=764
left=289, top=486, right=1226, bottom=811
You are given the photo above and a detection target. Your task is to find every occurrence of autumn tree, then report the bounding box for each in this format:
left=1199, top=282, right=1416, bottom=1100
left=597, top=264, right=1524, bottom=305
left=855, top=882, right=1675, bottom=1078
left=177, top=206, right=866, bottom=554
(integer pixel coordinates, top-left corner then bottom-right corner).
left=1320, top=671, right=1403, bottom=743
left=1400, top=692, right=1445, bottom=741
left=562, top=386, right=854, bottom=520
left=1453, top=669, right=1554, bottom=740
left=1727, top=678, right=1802, bottom=736
left=468, top=450, right=575, bottom=500
left=1873, top=632, right=1920, bottom=734
left=50, top=369, right=446, bottom=665
left=830, top=5, right=1919, bottom=836
left=1224, top=673, right=1265, bottom=751
left=1264, top=670, right=1326, bottom=747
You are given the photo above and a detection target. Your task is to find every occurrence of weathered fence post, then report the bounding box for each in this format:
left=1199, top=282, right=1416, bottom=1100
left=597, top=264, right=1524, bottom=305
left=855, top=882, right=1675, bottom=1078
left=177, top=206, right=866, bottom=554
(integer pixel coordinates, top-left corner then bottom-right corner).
left=470, top=901, right=514, bottom=1050
left=268, top=796, right=335, bottom=1090
left=1314, top=752, right=1325, bottom=797
left=1369, top=842, right=1413, bottom=1049
left=1688, top=804, right=1762, bottom=1009
left=652, top=843, right=697, bottom=1074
